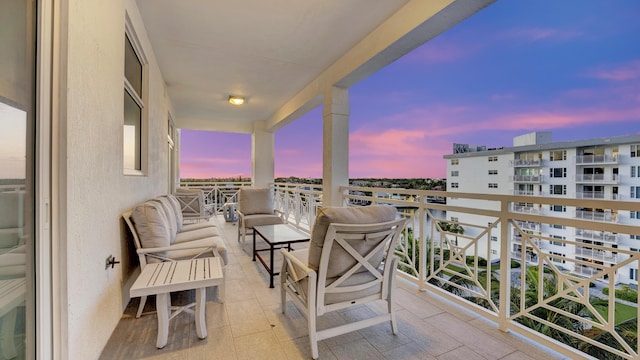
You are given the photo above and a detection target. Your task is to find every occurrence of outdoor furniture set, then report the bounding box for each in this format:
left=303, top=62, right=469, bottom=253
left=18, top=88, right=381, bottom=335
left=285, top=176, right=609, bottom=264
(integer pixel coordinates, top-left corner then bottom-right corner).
left=125, top=188, right=405, bottom=359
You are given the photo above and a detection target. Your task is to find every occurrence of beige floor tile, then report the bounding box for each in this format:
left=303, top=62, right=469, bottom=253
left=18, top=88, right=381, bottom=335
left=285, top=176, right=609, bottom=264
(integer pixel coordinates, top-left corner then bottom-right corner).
left=382, top=342, right=437, bottom=360
left=233, top=330, right=287, bottom=360
left=428, top=312, right=515, bottom=359
left=395, top=287, right=445, bottom=319
left=328, top=338, right=386, bottom=360
left=437, top=346, right=487, bottom=360
left=280, top=336, right=338, bottom=360
left=396, top=310, right=462, bottom=357
left=187, top=325, right=238, bottom=360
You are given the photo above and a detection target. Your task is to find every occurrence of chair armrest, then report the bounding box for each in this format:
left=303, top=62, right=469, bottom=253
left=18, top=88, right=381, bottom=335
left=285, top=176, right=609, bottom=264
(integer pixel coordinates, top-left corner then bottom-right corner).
left=280, top=248, right=314, bottom=282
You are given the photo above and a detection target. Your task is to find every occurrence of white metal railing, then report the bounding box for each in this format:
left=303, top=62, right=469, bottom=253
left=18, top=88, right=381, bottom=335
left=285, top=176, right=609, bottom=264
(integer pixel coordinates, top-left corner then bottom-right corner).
left=178, top=181, right=252, bottom=214
left=575, top=247, right=618, bottom=263
left=272, top=182, right=323, bottom=231
left=510, top=159, right=542, bottom=167
left=575, top=228, right=618, bottom=243
left=509, top=175, right=542, bottom=183
left=513, top=189, right=535, bottom=196
left=575, top=173, right=620, bottom=184
left=575, top=154, right=619, bottom=164
left=511, top=204, right=540, bottom=214
left=575, top=210, right=618, bottom=223
left=337, top=186, right=640, bottom=360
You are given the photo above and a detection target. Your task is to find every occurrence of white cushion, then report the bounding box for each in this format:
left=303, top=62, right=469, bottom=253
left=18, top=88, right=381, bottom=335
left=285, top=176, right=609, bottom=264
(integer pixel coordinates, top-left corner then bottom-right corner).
left=164, top=195, right=184, bottom=232
left=238, top=188, right=274, bottom=215
left=131, top=202, right=171, bottom=257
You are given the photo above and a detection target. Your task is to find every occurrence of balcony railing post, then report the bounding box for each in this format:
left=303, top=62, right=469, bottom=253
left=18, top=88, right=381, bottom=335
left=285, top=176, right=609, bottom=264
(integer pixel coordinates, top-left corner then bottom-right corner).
left=498, top=199, right=511, bottom=332
left=418, top=198, right=427, bottom=290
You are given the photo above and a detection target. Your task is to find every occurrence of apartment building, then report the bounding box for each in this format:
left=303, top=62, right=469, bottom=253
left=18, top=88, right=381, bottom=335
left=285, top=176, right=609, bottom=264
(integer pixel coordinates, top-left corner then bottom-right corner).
left=444, top=132, right=640, bottom=284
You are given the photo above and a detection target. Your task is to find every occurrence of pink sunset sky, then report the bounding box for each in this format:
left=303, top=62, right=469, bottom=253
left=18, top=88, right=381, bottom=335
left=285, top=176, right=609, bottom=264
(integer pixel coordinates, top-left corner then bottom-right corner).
left=180, top=1, right=640, bottom=180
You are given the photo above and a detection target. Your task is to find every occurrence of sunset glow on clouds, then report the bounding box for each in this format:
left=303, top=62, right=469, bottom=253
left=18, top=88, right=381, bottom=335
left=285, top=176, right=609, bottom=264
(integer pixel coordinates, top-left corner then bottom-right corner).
left=180, top=1, right=640, bottom=180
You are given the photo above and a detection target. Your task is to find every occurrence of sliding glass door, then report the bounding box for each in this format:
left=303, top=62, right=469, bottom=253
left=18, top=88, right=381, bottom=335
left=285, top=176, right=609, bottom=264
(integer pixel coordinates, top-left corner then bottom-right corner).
left=0, top=0, right=36, bottom=359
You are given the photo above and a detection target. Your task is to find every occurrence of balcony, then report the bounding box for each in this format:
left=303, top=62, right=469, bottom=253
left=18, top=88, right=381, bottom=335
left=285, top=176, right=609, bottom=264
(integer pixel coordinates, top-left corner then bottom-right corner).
left=513, top=189, right=536, bottom=196
left=509, top=175, right=543, bottom=183
left=575, top=210, right=618, bottom=223
left=510, top=159, right=543, bottom=167
left=575, top=246, right=618, bottom=264
left=575, top=154, right=619, bottom=165
left=101, top=213, right=564, bottom=360
left=575, top=228, right=618, bottom=244
left=511, top=204, right=540, bottom=214
left=575, top=173, right=619, bottom=184
left=576, top=191, right=619, bottom=200
left=105, top=182, right=640, bottom=360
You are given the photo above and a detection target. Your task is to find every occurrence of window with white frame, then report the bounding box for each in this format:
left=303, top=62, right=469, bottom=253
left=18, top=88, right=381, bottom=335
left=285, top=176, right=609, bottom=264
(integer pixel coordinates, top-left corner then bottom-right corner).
left=631, top=144, right=639, bottom=157
left=550, top=205, right=566, bottom=212
left=631, top=186, right=640, bottom=199
left=552, top=224, right=566, bottom=229
left=550, top=235, right=566, bottom=246
left=632, top=165, right=639, bottom=178
left=488, top=156, right=498, bottom=162
left=491, top=236, right=498, bottom=242
left=451, top=217, right=458, bottom=222
left=550, top=184, right=567, bottom=195
left=124, top=28, right=147, bottom=174
left=488, top=169, right=498, bottom=175
left=631, top=268, right=638, bottom=281
left=550, top=150, right=567, bottom=161
left=631, top=235, right=640, bottom=241
left=451, top=159, right=459, bottom=165
left=550, top=251, right=566, bottom=264
left=451, top=170, right=459, bottom=177
left=451, top=182, right=459, bottom=188
left=631, top=211, right=640, bottom=219
left=488, top=183, right=498, bottom=188
left=550, top=168, right=567, bottom=178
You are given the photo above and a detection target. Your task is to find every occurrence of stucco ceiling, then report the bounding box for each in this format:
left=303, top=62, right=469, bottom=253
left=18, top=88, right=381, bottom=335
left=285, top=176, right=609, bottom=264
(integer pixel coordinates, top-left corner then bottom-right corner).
left=135, top=0, right=409, bottom=131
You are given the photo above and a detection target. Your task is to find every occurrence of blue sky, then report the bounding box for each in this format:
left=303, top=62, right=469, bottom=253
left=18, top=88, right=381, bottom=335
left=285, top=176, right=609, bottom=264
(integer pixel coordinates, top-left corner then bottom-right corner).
left=180, top=0, right=640, bottom=179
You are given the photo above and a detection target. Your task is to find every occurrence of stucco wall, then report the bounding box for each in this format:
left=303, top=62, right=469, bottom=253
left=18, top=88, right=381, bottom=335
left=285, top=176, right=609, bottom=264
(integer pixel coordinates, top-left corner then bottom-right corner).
left=63, top=0, right=170, bottom=357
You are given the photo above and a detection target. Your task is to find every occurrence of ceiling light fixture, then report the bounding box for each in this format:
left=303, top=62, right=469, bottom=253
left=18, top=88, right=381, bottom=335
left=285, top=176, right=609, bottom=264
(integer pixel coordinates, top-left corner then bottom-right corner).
left=228, top=95, right=245, bottom=105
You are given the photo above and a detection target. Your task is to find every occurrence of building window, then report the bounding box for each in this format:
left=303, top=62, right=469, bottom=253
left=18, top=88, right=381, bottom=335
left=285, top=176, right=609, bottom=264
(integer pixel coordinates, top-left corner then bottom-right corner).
left=451, top=159, right=459, bottom=165
left=488, top=156, right=498, bottom=162
left=550, top=184, right=567, bottom=195
left=488, top=183, right=498, bottom=188
left=632, top=186, right=640, bottom=199
left=124, top=30, right=146, bottom=174
left=552, top=224, right=566, bottom=229
left=550, top=150, right=567, bottom=161
left=631, top=211, right=640, bottom=219
left=491, top=236, right=498, bottom=242
left=491, top=249, right=498, bottom=255
left=451, top=170, right=459, bottom=177
left=451, top=217, right=458, bottom=222
left=631, top=236, right=640, bottom=241
left=632, top=166, right=639, bottom=178
left=631, top=144, right=639, bottom=158
left=550, top=235, right=566, bottom=246
left=488, top=170, right=498, bottom=175
left=550, top=168, right=567, bottom=178
left=550, top=205, right=566, bottom=212
left=631, top=269, right=638, bottom=281
left=550, top=252, right=566, bottom=264
left=451, top=182, right=459, bottom=188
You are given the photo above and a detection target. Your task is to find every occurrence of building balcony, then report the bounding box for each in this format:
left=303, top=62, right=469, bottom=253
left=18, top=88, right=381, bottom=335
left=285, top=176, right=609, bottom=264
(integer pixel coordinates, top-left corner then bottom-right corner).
left=513, top=220, right=541, bottom=232
left=510, top=159, right=543, bottom=167
left=513, top=189, right=536, bottom=196
left=574, top=210, right=618, bottom=223
left=575, top=247, right=618, bottom=264
left=511, top=204, right=540, bottom=214
left=575, top=154, right=619, bottom=165
left=575, top=173, right=619, bottom=184
left=511, top=250, right=539, bottom=263
left=575, top=191, right=619, bottom=200
left=509, top=175, right=543, bottom=183
left=101, top=213, right=565, bottom=360
left=575, top=228, right=618, bottom=244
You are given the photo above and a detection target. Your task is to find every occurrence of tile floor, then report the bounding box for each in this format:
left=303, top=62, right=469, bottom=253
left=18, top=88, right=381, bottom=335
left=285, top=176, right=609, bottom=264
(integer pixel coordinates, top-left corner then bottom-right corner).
left=99, top=216, right=570, bottom=360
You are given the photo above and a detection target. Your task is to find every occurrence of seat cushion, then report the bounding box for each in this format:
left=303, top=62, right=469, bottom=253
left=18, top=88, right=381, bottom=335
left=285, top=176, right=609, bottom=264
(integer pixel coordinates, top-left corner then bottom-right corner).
left=182, top=222, right=216, bottom=232
left=131, top=201, right=171, bottom=253
left=174, top=227, right=220, bottom=243
left=238, top=188, right=274, bottom=215
left=308, top=205, right=397, bottom=273
left=151, top=197, right=178, bottom=243
left=243, top=214, right=284, bottom=229
left=164, top=195, right=184, bottom=232
left=165, top=236, right=229, bottom=265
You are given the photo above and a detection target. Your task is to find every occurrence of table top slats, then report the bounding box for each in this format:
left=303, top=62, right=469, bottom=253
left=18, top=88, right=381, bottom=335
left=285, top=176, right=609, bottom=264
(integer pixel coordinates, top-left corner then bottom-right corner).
left=130, top=258, right=223, bottom=297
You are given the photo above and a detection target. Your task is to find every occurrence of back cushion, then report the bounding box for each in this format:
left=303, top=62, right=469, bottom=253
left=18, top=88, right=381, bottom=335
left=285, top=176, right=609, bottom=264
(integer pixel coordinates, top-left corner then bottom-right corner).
left=131, top=202, right=171, bottom=252
left=308, top=205, right=397, bottom=273
left=164, top=195, right=184, bottom=232
left=238, top=188, right=274, bottom=215
left=152, top=197, right=178, bottom=243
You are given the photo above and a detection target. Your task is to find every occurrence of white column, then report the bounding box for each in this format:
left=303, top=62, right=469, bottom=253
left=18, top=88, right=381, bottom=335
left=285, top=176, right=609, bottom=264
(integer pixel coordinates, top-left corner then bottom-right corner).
left=322, top=87, right=349, bottom=206
left=252, top=120, right=274, bottom=188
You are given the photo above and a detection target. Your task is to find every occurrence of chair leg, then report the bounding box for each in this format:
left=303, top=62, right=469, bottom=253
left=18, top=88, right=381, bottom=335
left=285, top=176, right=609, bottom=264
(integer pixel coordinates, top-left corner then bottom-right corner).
left=388, top=283, right=398, bottom=335
left=280, top=265, right=287, bottom=314
left=136, top=295, right=147, bottom=318
left=308, top=308, right=319, bottom=359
